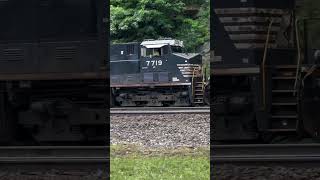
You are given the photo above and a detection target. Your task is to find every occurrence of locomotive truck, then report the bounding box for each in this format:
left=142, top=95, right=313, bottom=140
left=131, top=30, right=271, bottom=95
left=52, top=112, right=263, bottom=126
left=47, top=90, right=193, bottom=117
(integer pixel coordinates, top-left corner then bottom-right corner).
left=111, top=38, right=209, bottom=107
left=212, top=0, right=320, bottom=142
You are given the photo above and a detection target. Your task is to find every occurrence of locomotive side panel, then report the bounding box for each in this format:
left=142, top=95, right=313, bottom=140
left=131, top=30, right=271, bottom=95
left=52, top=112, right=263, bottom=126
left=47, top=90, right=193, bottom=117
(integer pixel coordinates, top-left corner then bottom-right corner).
left=0, top=0, right=109, bottom=144
left=110, top=43, right=141, bottom=85
left=0, top=0, right=107, bottom=79
left=212, top=0, right=295, bottom=67
left=212, top=0, right=297, bottom=141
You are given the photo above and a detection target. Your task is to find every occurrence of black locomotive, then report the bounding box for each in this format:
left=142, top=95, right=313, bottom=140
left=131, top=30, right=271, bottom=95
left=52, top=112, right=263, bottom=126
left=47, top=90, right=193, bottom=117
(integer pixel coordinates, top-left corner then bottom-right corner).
left=212, top=0, right=320, bottom=142
left=0, top=0, right=108, bottom=144
left=111, top=38, right=209, bottom=107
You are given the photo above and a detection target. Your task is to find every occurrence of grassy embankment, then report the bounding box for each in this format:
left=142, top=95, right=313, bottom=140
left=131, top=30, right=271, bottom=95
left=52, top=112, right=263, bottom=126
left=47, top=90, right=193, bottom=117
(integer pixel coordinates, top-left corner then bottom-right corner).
left=110, top=144, right=210, bottom=180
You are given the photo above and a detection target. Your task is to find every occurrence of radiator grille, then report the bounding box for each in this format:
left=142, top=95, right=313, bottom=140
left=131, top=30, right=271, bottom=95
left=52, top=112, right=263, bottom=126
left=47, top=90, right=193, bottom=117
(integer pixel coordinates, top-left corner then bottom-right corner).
left=55, top=47, right=76, bottom=60
left=1, top=49, right=24, bottom=61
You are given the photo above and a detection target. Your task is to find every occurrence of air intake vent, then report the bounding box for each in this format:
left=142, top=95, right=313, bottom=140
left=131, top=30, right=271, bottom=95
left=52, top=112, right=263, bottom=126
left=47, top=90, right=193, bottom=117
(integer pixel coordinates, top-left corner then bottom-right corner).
left=2, top=49, right=23, bottom=61
left=55, top=47, right=76, bottom=60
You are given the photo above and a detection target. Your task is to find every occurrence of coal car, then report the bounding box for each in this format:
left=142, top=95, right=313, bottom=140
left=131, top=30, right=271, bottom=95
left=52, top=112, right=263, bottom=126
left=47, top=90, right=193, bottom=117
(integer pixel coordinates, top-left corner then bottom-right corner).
left=212, top=0, right=320, bottom=142
left=0, top=0, right=108, bottom=144
left=111, top=38, right=208, bottom=107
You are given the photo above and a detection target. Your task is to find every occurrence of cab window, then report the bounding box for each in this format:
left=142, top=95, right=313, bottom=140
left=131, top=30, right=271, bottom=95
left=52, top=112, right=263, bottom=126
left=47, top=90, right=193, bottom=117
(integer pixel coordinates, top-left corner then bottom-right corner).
left=141, top=47, right=162, bottom=57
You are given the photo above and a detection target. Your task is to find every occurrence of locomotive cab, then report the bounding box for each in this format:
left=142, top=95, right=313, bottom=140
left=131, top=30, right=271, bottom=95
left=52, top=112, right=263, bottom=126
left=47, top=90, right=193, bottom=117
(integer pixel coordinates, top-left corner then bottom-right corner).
left=140, top=39, right=183, bottom=58
left=140, top=39, right=183, bottom=72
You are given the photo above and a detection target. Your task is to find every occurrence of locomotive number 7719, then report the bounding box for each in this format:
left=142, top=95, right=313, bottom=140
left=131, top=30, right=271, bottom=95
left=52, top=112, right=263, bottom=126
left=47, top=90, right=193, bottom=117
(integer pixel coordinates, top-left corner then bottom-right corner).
left=146, top=60, right=163, bottom=68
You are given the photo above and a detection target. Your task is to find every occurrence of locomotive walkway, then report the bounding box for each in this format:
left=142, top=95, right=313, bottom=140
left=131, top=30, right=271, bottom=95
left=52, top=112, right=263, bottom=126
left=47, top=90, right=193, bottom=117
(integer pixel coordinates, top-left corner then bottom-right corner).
left=110, top=106, right=210, bottom=114
left=212, top=144, right=320, bottom=167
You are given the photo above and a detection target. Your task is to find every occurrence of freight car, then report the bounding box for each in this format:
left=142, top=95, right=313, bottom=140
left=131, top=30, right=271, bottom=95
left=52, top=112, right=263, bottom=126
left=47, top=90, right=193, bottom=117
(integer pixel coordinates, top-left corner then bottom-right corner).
left=111, top=38, right=209, bottom=107
left=0, top=0, right=108, bottom=144
left=212, top=0, right=320, bottom=142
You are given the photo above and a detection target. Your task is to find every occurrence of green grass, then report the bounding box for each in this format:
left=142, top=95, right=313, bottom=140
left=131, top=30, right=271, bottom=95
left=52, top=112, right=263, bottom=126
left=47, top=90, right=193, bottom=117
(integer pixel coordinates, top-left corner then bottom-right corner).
left=110, top=144, right=210, bottom=180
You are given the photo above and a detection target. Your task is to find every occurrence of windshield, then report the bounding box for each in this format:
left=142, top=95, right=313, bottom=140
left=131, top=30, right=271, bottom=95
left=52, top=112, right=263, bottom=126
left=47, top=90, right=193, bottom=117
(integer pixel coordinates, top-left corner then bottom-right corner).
left=141, top=47, right=161, bottom=57
left=141, top=45, right=170, bottom=57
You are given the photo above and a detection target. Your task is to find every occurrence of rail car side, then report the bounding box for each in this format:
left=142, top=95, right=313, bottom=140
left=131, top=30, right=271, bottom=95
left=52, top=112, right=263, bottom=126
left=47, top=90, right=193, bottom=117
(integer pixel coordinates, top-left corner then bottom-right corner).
left=212, top=0, right=320, bottom=142
left=0, top=0, right=108, bottom=144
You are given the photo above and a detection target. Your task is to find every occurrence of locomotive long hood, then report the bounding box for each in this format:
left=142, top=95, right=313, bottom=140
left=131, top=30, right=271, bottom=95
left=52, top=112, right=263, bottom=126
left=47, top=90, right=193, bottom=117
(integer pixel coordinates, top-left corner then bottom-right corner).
left=173, top=53, right=200, bottom=59
left=173, top=53, right=202, bottom=64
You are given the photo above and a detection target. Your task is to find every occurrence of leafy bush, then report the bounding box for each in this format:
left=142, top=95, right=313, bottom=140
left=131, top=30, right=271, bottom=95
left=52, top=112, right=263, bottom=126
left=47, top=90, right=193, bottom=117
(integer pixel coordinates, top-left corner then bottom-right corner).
left=111, top=0, right=209, bottom=52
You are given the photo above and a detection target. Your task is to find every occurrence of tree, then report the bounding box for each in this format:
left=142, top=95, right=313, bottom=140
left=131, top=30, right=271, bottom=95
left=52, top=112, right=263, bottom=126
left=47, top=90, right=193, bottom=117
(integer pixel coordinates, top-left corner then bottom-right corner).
left=110, top=0, right=210, bottom=52
left=177, top=0, right=209, bottom=52
left=111, top=0, right=185, bottom=42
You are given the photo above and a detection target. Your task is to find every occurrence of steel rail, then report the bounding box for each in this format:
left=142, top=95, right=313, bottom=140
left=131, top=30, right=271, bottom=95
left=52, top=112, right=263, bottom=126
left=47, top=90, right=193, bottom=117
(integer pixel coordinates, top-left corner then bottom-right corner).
left=110, top=107, right=210, bottom=114
left=0, top=146, right=108, bottom=167
left=212, top=144, right=320, bottom=166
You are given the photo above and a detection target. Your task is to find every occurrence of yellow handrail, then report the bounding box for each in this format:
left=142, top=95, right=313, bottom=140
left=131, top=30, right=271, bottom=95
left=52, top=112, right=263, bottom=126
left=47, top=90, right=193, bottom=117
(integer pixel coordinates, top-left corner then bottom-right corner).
left=192, top=68, right=195, bottom=99
left=294, top=18, right=302, bottom=95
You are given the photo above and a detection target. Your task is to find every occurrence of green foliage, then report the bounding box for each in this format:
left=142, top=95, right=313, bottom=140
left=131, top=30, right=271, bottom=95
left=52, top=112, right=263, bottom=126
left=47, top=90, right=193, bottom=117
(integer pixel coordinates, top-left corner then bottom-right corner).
left=111, top=0, right=209, bottom=52
left=110, top=145, right=210, bottom=180
left=182, top=0, right=207, bottom=5
left=111, top=156, right=210, bottom=180
left=177, top=1, right=210, bottom=52
left=111, top=0, right=185, bottom=42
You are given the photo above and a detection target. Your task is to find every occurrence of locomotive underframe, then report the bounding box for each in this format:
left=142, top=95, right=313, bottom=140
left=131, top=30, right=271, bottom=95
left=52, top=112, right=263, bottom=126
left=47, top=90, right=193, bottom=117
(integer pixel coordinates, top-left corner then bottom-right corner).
left=213, top=65, right=320, bottom=142
left=0, top=79, right=107, bottom=144
left=112, top=85, right=192, bottom=107
left=212, top=69, right=261, bottom=141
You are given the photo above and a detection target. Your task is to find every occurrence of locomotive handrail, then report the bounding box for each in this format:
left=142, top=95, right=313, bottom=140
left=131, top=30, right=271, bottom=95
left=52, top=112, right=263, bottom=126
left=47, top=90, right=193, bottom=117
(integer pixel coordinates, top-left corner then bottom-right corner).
left=262, top=19, right=274, bottom=110
left=293, top=18, right=303, bottom=95
left=201, top=65, right=205, bottom=91
left=192, top=68, right=195, bottom=99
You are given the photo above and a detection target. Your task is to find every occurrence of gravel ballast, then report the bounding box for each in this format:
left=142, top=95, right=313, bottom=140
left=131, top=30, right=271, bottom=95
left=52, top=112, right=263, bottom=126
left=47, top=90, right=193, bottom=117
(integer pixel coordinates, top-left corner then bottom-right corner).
left=111, top=114, right=210, bottom=148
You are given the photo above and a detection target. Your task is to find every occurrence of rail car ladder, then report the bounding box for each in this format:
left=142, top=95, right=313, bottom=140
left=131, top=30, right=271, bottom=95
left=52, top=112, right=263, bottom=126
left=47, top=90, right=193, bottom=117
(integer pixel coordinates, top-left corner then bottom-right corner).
left=261, top=19, right=300, bottom=133
left=191, top=66, right=206, bottom=105
left=267, top=65, right=299, bottom=132
left=193, top=79, right=205, bottom=105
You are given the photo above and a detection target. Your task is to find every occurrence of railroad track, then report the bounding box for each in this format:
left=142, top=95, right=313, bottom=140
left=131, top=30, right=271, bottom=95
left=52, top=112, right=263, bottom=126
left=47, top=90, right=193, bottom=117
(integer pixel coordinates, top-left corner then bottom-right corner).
left=110, top=106, right=210, bottom=114
left=0, top=146, right=108, bottom=171
left=212, top=144, right=320, bottom=166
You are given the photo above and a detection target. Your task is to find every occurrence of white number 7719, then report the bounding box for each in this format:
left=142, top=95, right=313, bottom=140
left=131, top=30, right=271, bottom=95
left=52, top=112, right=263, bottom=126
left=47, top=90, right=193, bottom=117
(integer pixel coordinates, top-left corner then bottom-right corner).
left=146, top=60, right=163, bottom=67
